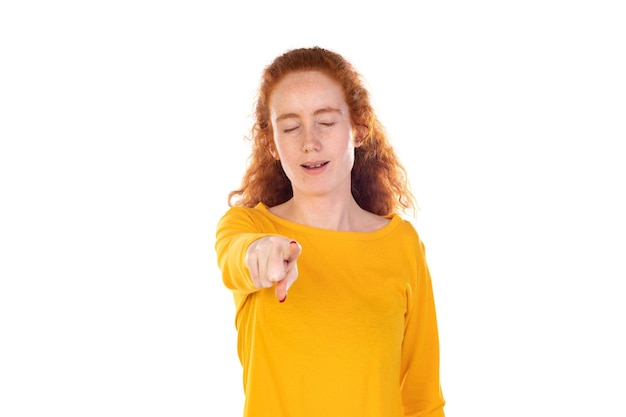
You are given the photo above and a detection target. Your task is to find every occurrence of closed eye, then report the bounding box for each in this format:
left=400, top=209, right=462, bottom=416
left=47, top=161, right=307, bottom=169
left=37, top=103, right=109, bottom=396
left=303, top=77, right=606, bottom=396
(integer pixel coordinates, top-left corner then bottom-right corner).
left=283, top=126, right=299, bottom=133
left=320, top=122, right=335, bottom=127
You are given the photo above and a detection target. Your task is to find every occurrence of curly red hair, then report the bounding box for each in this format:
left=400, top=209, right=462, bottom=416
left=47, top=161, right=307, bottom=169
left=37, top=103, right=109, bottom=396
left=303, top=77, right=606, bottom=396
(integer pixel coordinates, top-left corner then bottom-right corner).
left=228, top=46, right=416, bottom=217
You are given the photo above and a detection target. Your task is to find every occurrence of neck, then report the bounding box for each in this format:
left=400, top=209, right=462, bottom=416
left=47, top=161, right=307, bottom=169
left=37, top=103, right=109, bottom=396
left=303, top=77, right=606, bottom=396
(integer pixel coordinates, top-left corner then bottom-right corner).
left=274, top=194, right=363, bottom=231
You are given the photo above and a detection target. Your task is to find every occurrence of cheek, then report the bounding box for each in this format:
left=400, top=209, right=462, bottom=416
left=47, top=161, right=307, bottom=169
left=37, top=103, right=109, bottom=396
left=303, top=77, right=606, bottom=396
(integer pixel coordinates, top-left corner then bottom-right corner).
left=273, top=141, right=287, bottom=159
left=272, top=135, right=286, bottom=157
left=273, top=140, right=298, bottom=165
left=275, top=135, right=301, bottom=154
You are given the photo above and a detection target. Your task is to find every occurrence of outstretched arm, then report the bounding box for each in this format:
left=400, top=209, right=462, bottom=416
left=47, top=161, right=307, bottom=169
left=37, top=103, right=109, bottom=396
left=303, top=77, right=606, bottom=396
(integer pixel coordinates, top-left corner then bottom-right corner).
left=215, top=208, right=301, bottom=302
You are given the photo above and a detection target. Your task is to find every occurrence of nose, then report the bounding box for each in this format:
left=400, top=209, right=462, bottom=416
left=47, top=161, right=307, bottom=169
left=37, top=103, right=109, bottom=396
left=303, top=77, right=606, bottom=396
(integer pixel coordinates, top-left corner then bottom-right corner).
left=302, top=126, right=320, bottom=153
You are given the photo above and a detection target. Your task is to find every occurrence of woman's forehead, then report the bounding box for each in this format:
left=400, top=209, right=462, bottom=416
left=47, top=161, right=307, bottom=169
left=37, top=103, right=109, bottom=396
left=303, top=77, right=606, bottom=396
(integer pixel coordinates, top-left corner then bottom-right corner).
left=269, top=71, right=347, bottom=114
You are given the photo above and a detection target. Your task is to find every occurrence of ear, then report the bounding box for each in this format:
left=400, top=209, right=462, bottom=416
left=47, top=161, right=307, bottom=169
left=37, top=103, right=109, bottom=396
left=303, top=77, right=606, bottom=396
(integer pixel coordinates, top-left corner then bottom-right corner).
left=353, top=125, right=367, bottom=147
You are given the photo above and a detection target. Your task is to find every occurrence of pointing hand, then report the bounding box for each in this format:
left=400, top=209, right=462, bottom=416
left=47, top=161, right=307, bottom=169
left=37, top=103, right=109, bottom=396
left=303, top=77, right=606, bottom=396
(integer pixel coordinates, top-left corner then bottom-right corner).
left=246, top=236, right=302, bottom=302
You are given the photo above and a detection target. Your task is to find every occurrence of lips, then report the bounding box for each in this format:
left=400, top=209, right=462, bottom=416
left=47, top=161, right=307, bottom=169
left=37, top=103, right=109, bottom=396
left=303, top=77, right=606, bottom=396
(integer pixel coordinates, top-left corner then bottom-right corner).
left=301, top=161, right=329, bottom=169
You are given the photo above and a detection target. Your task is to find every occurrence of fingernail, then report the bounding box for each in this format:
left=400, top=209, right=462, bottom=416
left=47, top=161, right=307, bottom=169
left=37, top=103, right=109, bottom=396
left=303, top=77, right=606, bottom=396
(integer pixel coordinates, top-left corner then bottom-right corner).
left=279, top=294, right=287, bottom=303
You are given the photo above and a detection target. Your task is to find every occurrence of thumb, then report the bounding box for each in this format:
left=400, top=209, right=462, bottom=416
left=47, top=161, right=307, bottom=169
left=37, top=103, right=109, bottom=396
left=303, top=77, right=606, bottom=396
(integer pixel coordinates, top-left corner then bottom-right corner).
left=284, top=240, right=302, bottom=261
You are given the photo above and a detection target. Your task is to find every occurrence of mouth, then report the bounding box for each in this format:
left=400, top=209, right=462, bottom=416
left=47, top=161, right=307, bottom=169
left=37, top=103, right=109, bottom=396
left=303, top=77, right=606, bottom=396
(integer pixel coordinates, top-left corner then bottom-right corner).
left=301, top=161, right=329, bottom=169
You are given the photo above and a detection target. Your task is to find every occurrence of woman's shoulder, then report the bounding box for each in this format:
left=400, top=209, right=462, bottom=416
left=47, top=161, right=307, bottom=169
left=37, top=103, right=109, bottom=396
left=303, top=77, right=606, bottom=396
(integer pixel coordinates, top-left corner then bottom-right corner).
left=222, top=202, right=270, bottom=215
left=217, top=203, right=276, bottom=228
left=389, top=214, right=424, bottom=244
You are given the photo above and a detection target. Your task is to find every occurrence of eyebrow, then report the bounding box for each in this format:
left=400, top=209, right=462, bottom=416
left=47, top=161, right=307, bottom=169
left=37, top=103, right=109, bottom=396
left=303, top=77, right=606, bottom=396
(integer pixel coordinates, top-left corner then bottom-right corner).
left=275, top=107, right=343, bottom=122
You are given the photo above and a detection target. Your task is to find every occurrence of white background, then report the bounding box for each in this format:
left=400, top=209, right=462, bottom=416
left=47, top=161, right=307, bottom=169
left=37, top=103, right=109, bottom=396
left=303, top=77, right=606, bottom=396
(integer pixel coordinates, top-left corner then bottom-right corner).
left=1, top=1, right=625, bottom=416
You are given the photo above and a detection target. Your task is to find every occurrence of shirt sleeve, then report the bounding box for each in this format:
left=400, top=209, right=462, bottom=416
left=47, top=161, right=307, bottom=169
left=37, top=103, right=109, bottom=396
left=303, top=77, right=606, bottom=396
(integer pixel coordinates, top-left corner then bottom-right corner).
left=400, top=239, right=446, bottom=417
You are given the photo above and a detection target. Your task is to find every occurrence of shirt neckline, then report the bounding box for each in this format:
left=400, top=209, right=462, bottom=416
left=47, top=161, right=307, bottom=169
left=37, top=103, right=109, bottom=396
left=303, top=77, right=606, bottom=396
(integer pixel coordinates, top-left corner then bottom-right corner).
left=254, top=202, right=405, bottom=240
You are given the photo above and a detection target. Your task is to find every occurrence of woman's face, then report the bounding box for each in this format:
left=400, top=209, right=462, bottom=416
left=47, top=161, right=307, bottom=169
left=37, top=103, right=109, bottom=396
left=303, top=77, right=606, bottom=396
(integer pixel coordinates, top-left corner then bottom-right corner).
left=268, top=71, right=360, bottom=200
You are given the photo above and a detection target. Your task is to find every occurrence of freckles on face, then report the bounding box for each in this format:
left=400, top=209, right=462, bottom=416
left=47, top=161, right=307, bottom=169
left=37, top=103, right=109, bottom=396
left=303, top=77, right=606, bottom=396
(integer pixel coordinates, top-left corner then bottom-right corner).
left=268, top=71, right=355, bottom=153
left=266, top=71, right=360, bottom=196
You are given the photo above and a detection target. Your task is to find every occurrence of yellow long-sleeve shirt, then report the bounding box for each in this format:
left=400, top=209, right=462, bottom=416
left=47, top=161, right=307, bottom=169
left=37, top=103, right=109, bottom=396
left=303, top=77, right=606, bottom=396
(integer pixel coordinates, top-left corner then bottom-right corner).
left=215, top=203, right=445, bottom=417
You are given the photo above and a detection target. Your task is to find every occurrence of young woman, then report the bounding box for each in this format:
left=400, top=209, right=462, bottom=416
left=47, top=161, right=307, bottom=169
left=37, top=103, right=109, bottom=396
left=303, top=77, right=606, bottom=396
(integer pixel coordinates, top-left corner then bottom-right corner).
left=215, top=46, right=445, bottom=417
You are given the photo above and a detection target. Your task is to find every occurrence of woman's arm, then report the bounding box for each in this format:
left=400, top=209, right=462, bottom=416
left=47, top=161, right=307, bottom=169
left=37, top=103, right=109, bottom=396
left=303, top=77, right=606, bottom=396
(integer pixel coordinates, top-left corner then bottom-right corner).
left=400, top=239, right=446, bottom=417
left=215, top=207, right=301, bottom=301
